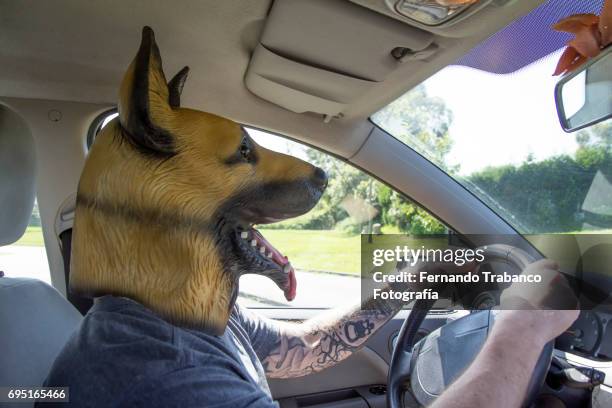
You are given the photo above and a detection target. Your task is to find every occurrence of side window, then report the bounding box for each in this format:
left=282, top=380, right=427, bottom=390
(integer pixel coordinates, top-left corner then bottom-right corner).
left=0, top=200, right=51, bottom=283
left=87, top=110, right=118, bottom=149
left=238, top=129, right=448, bottom=308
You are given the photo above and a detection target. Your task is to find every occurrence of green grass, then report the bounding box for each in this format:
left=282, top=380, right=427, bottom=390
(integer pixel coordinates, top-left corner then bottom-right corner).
left=14, top=226, right=45, bottom=246
left=258, top=229, right=362, bottom=274
left=259, top=229, right=447, bottom=276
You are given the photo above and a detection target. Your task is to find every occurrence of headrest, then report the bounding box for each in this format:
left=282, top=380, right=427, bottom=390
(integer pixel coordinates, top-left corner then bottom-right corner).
left=0, top=105, right=36, bottom=246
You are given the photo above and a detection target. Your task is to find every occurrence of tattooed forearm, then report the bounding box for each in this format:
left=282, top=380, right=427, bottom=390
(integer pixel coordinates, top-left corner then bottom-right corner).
left=261, top=285, right=404, bottom=378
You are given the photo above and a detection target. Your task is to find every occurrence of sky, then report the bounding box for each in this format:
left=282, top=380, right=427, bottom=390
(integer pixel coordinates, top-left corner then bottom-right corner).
left=405, top=49, right=579, bottom=176
left=248, top=128, right=309, bottom=160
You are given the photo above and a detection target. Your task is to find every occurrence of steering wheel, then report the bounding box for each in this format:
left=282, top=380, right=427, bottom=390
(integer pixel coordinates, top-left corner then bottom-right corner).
left=387, top=244, right=554, bottom=408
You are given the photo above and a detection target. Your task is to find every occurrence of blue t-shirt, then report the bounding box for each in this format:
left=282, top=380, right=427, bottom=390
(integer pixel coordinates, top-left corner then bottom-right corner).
left=39, top=296, right=280, bottom=407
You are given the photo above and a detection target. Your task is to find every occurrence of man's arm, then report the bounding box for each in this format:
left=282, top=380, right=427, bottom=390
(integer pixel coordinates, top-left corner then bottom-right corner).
left=431, top=309, right=577, bottom=408
left=256, top=261, right=468, bottom=379
left=431, top=259, right=579, bottom=408
left=259, top=290, right=403, bottom=378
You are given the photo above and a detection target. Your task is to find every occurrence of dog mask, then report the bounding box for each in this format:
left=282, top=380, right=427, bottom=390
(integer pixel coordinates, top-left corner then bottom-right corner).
left=70, top=27, right=327, bottom=334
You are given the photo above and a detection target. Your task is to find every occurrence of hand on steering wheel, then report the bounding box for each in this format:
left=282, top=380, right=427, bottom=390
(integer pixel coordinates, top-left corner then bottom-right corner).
left=386, top=245, right=579, bottom=408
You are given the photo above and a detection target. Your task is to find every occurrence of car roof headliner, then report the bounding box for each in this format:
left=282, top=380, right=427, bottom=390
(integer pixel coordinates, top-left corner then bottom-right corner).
left=0, top=0, right=547, bottom=157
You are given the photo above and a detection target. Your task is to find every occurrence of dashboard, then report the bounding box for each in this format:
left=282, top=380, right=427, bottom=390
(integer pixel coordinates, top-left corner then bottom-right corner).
left=556, top=310, right=612, bottom=361
left=465, top=256, right=612, bottom=363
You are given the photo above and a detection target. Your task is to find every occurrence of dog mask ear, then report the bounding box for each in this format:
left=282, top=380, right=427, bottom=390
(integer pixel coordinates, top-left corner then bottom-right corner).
left=168, top=66, right=189, bottom=108
left=118, top=26, right=175, bottom=157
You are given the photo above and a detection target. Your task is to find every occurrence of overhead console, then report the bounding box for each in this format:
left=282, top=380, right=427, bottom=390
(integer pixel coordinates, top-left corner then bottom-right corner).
left=245, top=0, right=434, bottom=120
left=350, top=0, right=495, bottom=29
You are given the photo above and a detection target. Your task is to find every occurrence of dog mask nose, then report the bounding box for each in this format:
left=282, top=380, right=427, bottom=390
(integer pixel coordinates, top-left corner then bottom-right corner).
left=312, top=167, right=328, bottom=190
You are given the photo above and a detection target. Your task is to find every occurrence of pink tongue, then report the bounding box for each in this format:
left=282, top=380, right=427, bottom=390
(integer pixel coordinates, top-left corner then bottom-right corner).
left=286, top=268, right=296, bottom=301
left=251, top=229, right=289, bottom=267
left=251, top=229, right=296, bottom=301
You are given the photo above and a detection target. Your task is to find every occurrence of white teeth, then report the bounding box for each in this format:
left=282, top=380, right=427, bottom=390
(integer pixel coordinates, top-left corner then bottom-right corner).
left=259, top=246, right=266, bottom=254
left=240, top=231, right=249, bottom=239
left=250, top=239, right=257, bottom=247
left=283, top=264, right=292, bottom=274
left=267, top=252, right=273, bottom=258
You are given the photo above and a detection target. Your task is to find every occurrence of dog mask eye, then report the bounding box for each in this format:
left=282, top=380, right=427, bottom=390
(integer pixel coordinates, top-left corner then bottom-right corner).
left=239, top=137, right=252, bottom=161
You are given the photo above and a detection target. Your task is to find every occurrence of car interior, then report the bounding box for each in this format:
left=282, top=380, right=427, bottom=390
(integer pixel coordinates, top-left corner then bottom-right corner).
left=1, top=0, right=611, bottom=407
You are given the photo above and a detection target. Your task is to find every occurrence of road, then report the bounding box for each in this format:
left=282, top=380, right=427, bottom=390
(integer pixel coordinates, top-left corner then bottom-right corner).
left=0, top=245, right=52, bottom=284
left=0, top=246, right=362, bottom=308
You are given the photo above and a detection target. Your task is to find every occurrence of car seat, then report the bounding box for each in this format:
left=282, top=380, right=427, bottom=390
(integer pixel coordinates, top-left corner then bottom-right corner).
left=0, top=105, right=82, bottom=408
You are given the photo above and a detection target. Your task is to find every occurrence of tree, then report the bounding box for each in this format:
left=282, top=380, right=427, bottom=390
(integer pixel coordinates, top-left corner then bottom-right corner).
left=370, top=84, right=455, bottom=233
left=293, top=84, right=454, bottom=235
left=575, top=121, right=612, bottom=168
left=465, top=120, right=612, bottom=233
left=372, top=84, right=456, bottom=173
left=576, top=121, right=612, bottom=151
left=304, top=148, right=373, bottom=231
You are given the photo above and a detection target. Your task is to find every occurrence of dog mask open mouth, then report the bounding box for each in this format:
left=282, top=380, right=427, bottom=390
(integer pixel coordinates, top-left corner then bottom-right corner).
left=222, top=173, right=328, bottom=302
left=234, top=227, right=297, bottom=301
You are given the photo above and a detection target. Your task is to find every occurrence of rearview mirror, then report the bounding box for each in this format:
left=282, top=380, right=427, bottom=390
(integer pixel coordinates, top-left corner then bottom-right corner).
left=555, top=47, right=612, bottom=133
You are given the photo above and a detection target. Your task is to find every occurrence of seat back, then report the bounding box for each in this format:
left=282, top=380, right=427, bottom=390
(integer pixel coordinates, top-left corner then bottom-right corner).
left=0, top=103, right=82, bottom=407
left=0, top=277, right=82, bottom=408
left=0, top=105, right=36, bottom=246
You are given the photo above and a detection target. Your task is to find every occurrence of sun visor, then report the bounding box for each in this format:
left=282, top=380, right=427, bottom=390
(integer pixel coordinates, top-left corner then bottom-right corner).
left=245, top=0, right=434, bottom=118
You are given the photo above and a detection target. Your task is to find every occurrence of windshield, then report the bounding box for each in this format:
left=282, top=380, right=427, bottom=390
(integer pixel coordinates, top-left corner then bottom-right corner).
left=373, top=0, right=611, bottom=235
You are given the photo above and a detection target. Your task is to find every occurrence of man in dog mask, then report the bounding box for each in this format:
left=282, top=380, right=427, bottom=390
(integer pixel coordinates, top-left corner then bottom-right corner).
left=41, top=28, right=577, bottom=407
